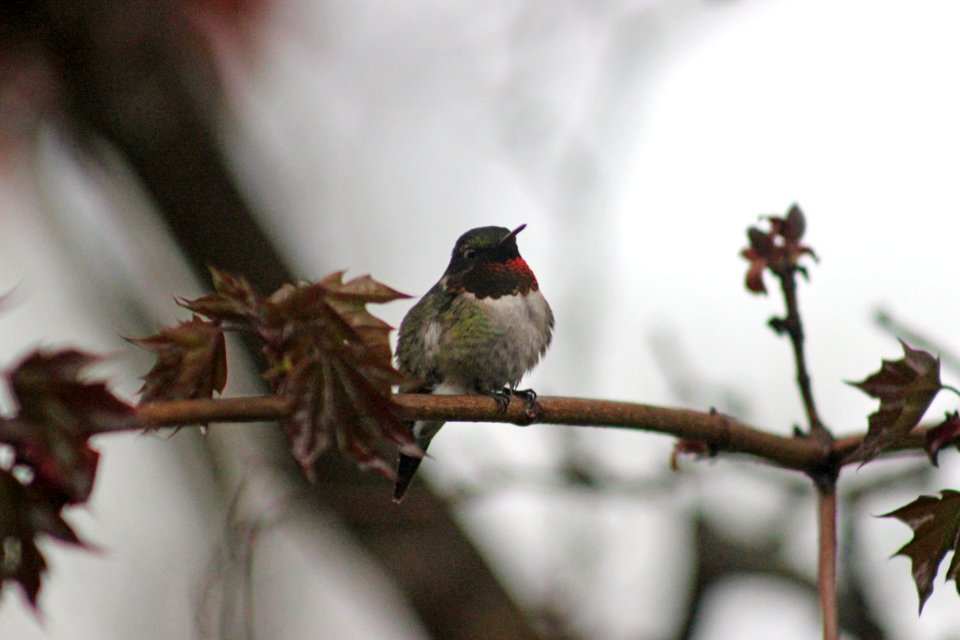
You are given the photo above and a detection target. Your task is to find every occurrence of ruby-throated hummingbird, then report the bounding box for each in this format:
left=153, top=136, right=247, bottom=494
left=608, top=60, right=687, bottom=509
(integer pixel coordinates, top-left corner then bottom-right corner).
left=393, top=224, right=554, bottom=502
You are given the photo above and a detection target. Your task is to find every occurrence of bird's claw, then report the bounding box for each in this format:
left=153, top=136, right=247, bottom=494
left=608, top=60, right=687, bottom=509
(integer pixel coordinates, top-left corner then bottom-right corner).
left=512, top=388, right=537, bottom=403
left=487, top=388, right=512, bottom=414
left=512, top=388, right=542, bottom=423
left=485, top=388, right=543, bottom=423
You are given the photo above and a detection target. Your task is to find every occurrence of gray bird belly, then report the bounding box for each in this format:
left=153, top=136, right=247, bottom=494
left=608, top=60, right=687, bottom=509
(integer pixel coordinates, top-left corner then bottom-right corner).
left=458, top=290, right=552, bottom=391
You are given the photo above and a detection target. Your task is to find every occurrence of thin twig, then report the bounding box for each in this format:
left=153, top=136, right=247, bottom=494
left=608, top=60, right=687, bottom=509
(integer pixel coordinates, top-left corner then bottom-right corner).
left=774, top=266, right=830, bottom=441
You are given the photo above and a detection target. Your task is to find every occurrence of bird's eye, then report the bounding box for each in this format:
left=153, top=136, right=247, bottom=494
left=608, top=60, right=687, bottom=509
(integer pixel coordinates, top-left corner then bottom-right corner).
left=462, top=248, right=478, bottom=259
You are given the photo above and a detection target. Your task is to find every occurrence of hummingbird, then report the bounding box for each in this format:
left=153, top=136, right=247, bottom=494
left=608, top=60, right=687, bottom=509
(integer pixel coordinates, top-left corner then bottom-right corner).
left=393, top=224, right=554, bottom=502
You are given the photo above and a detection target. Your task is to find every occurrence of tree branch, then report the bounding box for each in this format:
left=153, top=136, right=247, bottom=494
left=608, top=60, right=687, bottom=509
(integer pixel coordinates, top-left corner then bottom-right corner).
left=135, top=395, right=293, bottom=428
left=817, top=482, right=839, bottom=640
left=128, top=393, right=938, bottom=475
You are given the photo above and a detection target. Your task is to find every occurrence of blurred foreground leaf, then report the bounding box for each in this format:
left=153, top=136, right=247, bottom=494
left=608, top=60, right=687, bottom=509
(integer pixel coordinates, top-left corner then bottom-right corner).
left=5, top=351, right=136, bottom=502
left=0, top=470, right=83, bottom=607
left=0, top=350, right=135, bottom=605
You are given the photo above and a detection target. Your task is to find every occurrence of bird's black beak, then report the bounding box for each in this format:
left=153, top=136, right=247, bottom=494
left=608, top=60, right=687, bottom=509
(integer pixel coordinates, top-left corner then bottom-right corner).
left=500, top=223, right=526, bottom=246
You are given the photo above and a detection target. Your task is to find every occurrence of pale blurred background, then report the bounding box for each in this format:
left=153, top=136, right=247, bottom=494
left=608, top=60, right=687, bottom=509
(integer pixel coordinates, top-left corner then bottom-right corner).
left=1, top=1, right=959, bottom=638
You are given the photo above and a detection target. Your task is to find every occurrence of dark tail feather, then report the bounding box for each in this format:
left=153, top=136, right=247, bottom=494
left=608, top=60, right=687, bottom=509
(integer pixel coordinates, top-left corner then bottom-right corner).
left=393, top=453, right=424, bottom=503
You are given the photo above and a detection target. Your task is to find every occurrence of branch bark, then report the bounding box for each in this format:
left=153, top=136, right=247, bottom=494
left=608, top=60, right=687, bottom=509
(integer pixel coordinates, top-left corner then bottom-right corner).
left=817, top=482, right=839, bottom=640
left=773, top=265, right=830, bottom=442
left=129, top=393, right=936, bottom=474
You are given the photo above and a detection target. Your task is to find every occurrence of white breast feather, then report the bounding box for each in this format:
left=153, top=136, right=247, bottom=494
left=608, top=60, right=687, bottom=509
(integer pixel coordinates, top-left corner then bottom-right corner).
left=475, top=289, right=552, bottom=374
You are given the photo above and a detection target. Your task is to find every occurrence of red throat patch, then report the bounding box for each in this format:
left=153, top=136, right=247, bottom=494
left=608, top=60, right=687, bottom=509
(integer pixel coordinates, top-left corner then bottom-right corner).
left=462, top=257, right=539, bottom=299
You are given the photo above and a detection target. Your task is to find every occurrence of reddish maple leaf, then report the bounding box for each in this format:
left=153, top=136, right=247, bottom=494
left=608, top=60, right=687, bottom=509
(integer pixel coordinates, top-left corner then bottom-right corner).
left=3, top=350, right=136, bottom=503
left=882, top=490, right=960, bottom=613
left=129, top=316, right=227, bottom=403
left=175, top=269, right=421, bottom=479
left=740, top=204, right=817, bottom=294
left=849, top=340, right=942, bottom=465
left=924, top=411, right=960, bottom=467
left=0, top=469, right=83, bottom=607
left=0, top=349, right=133, bottom=607
left=9, top=350, right=136, bottom=436
left=259, top=273, right=420, bottom=479
left=180, top=267, right=264, bottom=324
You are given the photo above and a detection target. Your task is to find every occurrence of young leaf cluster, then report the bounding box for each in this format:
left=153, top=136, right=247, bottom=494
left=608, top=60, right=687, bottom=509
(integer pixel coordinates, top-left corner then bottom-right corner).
left=134, top=268, right=421, bottom=479
left=740, top=204, right=817, bottom=294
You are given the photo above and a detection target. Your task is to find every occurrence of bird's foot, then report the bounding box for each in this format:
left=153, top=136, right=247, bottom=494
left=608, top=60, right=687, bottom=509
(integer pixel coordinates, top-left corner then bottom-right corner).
left=512, top=388, right=543, bottom=423
left=485, top=388, right=512, bottom=414
left=512, top=388, right=537, bottom=403
left=483, top=388, right=543, bottom=423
